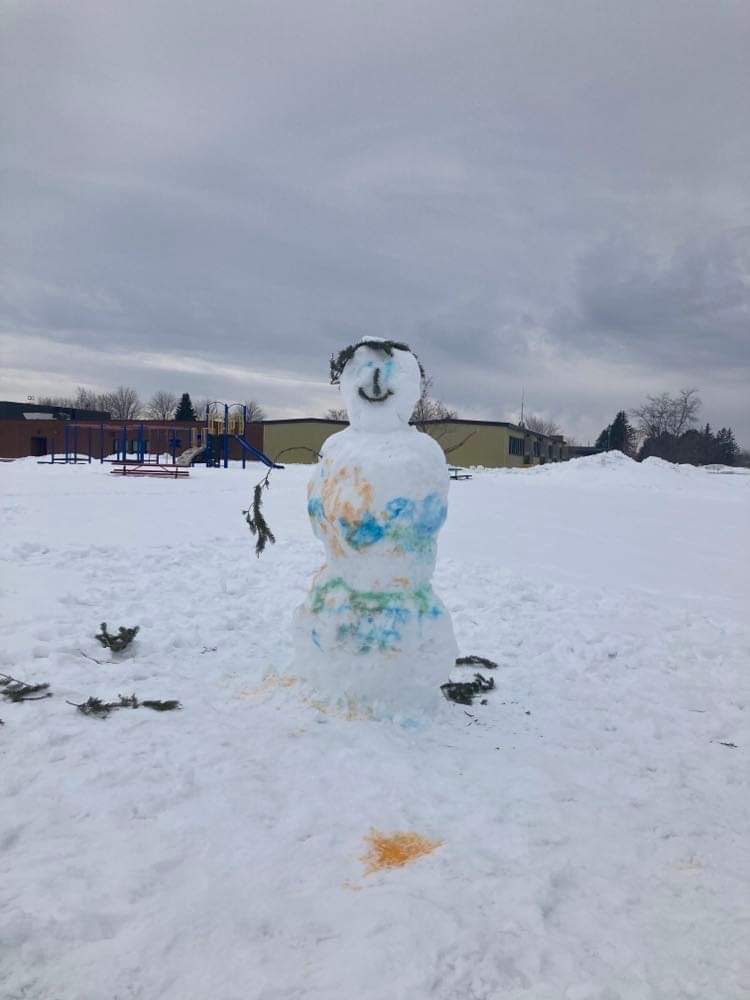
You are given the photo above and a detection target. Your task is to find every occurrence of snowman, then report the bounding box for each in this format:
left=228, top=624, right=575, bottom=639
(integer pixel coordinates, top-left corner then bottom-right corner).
left=292, top=338, right=458, bottom=716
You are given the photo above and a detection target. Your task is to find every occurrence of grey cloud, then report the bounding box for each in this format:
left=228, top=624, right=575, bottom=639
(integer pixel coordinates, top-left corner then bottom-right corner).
left=565, top=229, right=750, bottom=369
left=1, top=0, right=749, bottom=443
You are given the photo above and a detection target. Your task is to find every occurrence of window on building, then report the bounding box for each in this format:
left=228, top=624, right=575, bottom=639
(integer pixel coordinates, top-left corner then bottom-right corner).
left=533, top=439, right=540, bottom=457
left=509, top=436, right=524, bottom=456
left=548, top=444, right=553, bottom=459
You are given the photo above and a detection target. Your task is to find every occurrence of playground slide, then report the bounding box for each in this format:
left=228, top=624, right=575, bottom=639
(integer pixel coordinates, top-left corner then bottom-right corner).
left=176, top=445, right=206, bottom=467
left=231, top=435, right=284, bottom=469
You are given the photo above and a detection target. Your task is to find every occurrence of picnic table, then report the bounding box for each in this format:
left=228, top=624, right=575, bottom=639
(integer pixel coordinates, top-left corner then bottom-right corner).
left=110, top=463, right=189, bottom=479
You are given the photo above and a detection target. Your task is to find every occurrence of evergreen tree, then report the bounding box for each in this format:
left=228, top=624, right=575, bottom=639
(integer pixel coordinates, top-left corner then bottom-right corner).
left=677, top=429, right=706, bottom=464
left=716, top=427, right=738, bottom=466
left=638, top=433, right=675, bottom=462
left=610, top=411, right=634, bottom=455
left=174, top=393, right=196, bottom=421
left=639, top=424, right=738, bottom=466
left=700, top=424, right=719, bottom=464
left=595, top=411, right=635, bottom=455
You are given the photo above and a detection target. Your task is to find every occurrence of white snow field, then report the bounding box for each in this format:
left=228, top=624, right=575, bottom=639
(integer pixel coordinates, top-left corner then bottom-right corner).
left=1, top=453, right=748, bottom=1000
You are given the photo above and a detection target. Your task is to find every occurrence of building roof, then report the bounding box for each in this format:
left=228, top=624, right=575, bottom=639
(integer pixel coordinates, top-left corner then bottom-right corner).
left=261, top=417, right=349, bottom=425
left=263, top=416, right=564, bottom=441
left=0, top=401, right=111, bottom=422
left=418, top=417, right=562, bottom=440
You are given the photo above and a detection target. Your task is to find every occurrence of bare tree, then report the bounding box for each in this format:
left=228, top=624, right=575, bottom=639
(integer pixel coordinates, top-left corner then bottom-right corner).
left=243, top=399, right=266, bottom=422
left=144, top=390, right=178, bottom=420
left=101, top=386, right=142, bottom=420
left=523, top=413, right=561, bottom=437
left=411, top=374, right=458, bottom=429
left=632, top=388, right=701, bottom=440
left=35, top=387, right=107, bottom=411
left=36, top=394, right=73, bottom=407
left=191, top=398, right=210, bottom=422
left=72, top=386, right=107, bottom=411
left=325, top=407, right=348, bottom=421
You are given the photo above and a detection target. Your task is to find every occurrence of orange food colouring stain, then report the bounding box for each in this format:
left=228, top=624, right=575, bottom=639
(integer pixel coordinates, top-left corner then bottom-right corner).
left=321, top=465, right=374, bottom=526
left=361, top=830, right=443, bottom=875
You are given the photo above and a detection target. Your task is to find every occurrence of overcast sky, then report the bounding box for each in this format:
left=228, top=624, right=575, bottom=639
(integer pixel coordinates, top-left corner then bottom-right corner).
left=1, top=0, right=748, bottom=442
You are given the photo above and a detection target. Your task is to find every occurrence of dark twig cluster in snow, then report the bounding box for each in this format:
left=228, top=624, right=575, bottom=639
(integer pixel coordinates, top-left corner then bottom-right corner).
left=95, top=622, right=139, bottom=652
left=455, top=655, right=498, bottom=670
left=67, top=694, right=181, bottom=719
left=1, top=673, right=52, bottom=703
left=1, top=624, right=182, bottom=730
left=440, top=673, right=495, bottom=706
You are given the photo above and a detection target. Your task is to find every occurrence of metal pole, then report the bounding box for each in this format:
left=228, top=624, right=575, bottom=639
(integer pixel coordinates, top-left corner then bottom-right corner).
left=241, top=405, right=247, bottom=468
left=224, top=403, right=229, bottom=468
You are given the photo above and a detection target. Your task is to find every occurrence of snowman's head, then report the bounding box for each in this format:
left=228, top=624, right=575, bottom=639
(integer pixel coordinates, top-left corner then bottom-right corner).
left=331, top=338, right=422, bottom=432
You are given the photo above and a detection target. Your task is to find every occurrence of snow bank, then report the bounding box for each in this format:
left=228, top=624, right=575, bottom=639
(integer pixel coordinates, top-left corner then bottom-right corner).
left=1, top=458, right=748, bottom=999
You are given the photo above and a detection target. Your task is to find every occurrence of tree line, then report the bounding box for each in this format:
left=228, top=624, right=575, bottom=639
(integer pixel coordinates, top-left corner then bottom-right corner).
left=596, top=389, right=744, bottom=466
left=36, top=387, right=266, bottom=423
left=38, top=381, right=743, bottom=467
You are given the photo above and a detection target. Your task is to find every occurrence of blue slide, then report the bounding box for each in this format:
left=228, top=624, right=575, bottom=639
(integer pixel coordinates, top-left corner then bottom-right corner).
left=231, top=434, right=284, bottom=469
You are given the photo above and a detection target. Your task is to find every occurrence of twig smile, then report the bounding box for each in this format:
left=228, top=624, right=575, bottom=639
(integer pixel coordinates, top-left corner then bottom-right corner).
left=358, top=387, right=394, bottom=403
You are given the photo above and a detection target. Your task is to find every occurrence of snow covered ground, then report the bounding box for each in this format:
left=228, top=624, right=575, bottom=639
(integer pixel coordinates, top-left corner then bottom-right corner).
left=1, top=453, right=748, bottom=1000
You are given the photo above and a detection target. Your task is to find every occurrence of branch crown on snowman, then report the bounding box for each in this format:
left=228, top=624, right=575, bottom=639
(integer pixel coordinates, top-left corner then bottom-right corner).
left=329, top=338, right=425, bottom=386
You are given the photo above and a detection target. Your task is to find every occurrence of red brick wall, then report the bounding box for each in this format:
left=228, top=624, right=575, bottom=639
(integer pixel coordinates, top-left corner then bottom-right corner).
left=0, top=421, right=70, bottom=459
left=0, top=419, right=266, bottom=460
left=0, top=420, right=202, bottom=460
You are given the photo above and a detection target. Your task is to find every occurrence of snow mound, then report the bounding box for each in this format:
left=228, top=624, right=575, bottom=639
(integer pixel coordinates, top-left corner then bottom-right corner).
left=565, top=450, right=637, bottom=471
left=525, top=450, right=644, bottom=484
left=532, top=451, right=724, bottom=485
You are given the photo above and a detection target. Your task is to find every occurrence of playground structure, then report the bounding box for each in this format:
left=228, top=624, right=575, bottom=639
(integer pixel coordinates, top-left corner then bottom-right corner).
left=38, top=404, right=282, bottom=471
left=41, top=422, right=99, bottom=464
left=199, top=402, right=283, bottom=469
left=40, top=421, right=199, bottom=466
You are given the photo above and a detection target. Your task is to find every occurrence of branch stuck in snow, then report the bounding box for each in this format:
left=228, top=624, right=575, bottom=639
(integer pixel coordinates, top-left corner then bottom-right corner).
left=440, top=673, right=495, bottom=706
left=455, top=655, right=498, bottom=670
left=0, top=673, right=52, bottom=703
left=95, top=623, right=139, bottom=653
left=67, top=694, right=181, bottom=719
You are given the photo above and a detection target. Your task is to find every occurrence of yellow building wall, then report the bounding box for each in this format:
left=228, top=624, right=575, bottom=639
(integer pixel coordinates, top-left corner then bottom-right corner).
left=422, top=422, right=566, bottom=468
left=420, top=422, right=506, bottom=468
left=261, top=419, right=567, bottom=469
left=262, top=421, right=345, bottom=464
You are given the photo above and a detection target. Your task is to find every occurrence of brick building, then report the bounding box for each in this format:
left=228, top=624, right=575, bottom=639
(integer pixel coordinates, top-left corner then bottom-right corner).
left=0, top=402, right=569, bottom=468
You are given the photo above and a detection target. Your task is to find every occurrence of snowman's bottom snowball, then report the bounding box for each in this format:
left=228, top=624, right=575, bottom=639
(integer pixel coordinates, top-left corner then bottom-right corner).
left=291, top=605, right=459, bottom=720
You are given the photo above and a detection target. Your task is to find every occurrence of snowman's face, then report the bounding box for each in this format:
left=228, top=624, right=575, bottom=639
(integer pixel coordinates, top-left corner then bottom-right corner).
left=340, top=342, right=421, bottom=432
